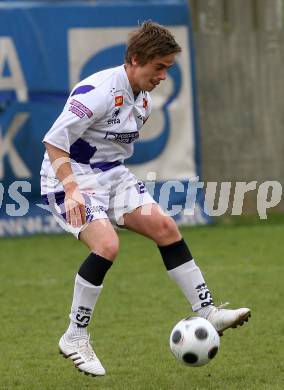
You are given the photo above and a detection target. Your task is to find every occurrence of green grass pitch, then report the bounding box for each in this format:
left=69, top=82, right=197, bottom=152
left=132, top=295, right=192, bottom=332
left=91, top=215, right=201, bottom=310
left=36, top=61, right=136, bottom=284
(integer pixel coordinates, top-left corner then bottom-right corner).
left=0, top=217, right=283, bottom=389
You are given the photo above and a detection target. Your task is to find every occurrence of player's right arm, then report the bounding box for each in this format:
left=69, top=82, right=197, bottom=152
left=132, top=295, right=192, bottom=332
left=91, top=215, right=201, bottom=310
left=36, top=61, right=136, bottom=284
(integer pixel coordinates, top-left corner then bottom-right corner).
left=43, top=85, right=107, bottom=227
left=44, top=142, right=86, bottom=228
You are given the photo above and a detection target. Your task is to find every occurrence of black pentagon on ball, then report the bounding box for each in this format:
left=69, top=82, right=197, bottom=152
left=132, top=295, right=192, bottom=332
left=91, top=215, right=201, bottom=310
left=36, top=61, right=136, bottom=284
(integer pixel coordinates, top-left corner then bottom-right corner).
left=172, top=330, right=182, bottom=344
left=208, top=346, right=219, bottom=360
left=183, top=352, right=198, bottom=364
left=195, top=327, right=208, bottom=340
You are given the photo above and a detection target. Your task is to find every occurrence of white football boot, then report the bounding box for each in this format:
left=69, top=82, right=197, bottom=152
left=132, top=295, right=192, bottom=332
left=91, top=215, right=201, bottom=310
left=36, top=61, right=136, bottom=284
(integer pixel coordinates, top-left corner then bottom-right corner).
left=206, top=303, right=251, bottom=336
left=59, top=334, right=105, bottom=376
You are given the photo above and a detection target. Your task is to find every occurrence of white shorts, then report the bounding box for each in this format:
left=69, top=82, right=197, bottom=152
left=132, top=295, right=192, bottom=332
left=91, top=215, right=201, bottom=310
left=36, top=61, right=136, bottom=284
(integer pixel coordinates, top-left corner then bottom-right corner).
left=41, top=164, right=156, bottom=238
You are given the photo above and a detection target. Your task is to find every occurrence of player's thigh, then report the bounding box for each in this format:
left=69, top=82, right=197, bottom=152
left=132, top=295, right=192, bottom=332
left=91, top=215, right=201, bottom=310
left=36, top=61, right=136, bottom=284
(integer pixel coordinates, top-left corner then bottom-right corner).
left=123, top=204, right=181, bottom=245
left=79, top=218, right=119, bottom=260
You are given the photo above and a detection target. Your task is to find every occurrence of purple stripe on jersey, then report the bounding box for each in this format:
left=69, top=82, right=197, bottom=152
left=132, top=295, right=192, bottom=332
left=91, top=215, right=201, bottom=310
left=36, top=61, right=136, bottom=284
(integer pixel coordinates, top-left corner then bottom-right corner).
left=90, top=161, right=122, bottom=171
left=70, top=138, right=97, bottom=164
left=71, top=85, right=95, bottom=96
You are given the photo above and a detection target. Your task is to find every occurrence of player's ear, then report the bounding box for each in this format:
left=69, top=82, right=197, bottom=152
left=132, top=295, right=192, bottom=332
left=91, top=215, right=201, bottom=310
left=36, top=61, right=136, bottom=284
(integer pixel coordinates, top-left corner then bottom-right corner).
left=131, top=54, right=139, bottom=67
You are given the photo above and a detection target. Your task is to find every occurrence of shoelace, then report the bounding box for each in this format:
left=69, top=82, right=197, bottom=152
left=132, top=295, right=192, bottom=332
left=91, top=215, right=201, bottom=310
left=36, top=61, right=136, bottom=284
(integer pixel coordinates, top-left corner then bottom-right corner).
left=216, top=302, right=230, bottom=310
left=77, top=335, right=97, bottom=362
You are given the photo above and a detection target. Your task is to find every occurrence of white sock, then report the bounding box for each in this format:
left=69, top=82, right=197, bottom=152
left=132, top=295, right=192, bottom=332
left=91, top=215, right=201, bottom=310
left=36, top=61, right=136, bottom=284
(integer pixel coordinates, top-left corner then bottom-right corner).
left=167, top=259, right=214, bottom=312
left=198, top=305, right=214, bottom=319
left=66, top=274, right=103, bottom=338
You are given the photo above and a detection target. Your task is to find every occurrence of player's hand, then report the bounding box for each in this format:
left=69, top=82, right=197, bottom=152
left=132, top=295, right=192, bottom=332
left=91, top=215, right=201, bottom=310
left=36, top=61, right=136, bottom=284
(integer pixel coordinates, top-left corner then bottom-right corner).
left=64, top=186, right=86, bottom=227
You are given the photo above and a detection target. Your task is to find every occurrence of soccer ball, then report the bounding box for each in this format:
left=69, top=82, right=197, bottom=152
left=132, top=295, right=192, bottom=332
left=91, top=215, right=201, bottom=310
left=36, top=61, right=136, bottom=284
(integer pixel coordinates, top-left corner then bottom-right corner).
left=169, top=316, right=220, bottom=367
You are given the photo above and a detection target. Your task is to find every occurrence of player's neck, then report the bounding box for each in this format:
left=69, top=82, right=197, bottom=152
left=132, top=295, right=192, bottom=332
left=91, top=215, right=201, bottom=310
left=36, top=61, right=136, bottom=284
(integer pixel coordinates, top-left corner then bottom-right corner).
left=124, top=64, right=141, bottom=96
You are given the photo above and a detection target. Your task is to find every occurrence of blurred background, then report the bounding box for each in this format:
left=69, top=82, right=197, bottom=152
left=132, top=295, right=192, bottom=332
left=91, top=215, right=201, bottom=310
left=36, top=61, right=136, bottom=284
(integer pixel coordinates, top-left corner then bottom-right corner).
left=0, top=0, right=283, bottom=238
left=189, top=0, right=284, bottom=214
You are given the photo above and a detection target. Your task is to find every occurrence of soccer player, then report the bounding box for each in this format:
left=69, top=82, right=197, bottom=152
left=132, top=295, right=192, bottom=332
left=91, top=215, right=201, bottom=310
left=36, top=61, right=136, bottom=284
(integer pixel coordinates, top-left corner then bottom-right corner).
left=40, top=21, right=250, bottom=376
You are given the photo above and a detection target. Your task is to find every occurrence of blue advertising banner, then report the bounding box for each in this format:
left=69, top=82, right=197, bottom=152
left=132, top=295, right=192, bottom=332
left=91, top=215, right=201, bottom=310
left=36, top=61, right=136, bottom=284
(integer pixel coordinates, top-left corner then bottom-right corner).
left=0, top=1, right=208, bottom=237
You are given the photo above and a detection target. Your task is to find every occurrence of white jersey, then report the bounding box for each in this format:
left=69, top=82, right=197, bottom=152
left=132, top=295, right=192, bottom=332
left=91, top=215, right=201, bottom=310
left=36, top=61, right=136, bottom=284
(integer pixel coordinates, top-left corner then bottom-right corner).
left=40, top=65, right=152, bottom=191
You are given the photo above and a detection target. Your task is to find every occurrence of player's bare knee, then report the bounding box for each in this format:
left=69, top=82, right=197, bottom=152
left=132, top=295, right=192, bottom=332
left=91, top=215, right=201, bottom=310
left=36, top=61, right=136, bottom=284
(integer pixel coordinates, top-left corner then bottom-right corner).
left=152, top=217, right=181, bottom=245
left=101, top=238, right=120, bottom=260
left=90, top=236, right=120, bottom=260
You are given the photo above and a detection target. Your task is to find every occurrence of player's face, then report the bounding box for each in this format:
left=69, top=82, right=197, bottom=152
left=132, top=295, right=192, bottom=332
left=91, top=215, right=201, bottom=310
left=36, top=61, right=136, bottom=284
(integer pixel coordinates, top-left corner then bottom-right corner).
left=130, top=53, right=176, bottom=94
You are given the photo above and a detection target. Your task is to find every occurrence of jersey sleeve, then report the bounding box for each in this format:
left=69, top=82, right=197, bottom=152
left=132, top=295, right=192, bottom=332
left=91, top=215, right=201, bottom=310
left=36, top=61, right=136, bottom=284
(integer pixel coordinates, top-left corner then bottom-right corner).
left=42, top=87, right=107, bottom=152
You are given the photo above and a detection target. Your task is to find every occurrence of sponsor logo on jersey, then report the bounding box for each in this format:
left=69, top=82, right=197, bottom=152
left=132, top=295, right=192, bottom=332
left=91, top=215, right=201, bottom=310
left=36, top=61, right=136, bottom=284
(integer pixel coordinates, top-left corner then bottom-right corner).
left=104, top=131, right=139, bottom=144
left=112, top=108, right=120, bottom=118
left=107, top=108, right=121, bottom=124
left=69, top=99, right=93, bottom=119
left=115, top=95, right=123, bottom=106
left=107, top=118, right=121, bottom=125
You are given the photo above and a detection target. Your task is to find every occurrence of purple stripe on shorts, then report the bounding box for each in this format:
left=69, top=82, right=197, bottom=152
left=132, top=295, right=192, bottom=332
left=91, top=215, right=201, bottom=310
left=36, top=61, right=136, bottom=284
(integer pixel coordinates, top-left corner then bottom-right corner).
left=41, top=191, right=65, bottom=205
left=41, top=191, right=67, bottom=221
left=41, top=191, right=105, bottom=226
